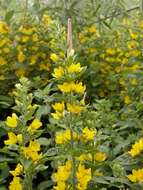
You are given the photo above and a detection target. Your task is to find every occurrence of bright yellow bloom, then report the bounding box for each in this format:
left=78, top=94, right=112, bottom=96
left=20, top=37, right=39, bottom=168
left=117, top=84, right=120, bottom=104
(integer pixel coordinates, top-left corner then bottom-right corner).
left=58, top=82, right=86, bottom=94
left=21, top=140, right=42, bottom=162
left=54, top=182, right=66, bottom=190
left=0, top=21, right=9, bottom=34
left=52, top=102, right=65, bottom=112
left=27, top=119, right=42, bottom=133
left=19, top=26, right=36, bottom=35
left=9, top=177, right=22, bottom=190
left=128, top=168, right=143, bottom=183
left=58, top=82, right=74, bottom=93
left=52, top=67, right=64, bottom=78
left=4, top=132, right=17, bottom=145
left=128, top=138, right=143, bottom=157
left=6, top=113, right=18, bottom=128
left=30, top=55, right=38, bottom=65
left=74, top=82, right=86, bottom=93
left=52, top=160, right=72, bottom=183
left=67, top=63, right=83, bottom=73
left=94, top=152, right=107, bottom=162
left=50, top=53, right=59, bottom=62
left=82, top=127, right=96, bottom=141
left=10, top=164, right=23, bottom=177
left=67, top=103, right=83, bottom=114
left=55, top=129, right=78, bottom=144
left=42, top=14, right=53, bottom=25
left=17, top=51, right=26, bottom=63
left=76, top=164, right=91, bottom=190
left=51, top=112, right=63, bottom=120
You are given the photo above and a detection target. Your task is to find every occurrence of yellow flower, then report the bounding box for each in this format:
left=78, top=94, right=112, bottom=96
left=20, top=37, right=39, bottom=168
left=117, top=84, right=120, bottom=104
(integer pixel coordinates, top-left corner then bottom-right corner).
left=50, top=53, right=59, bottom=62
left=21, top=140, right=42, bottom=162
left=106, top=48, right=116, bottom=55
left=30, top=55, right=38, bottom=65
left=6, top=113, right=18, bottom=128
left=10, top=164, right=23, bottom=177
left=51, top=112, right=63, bottom=120
left=9, top=177, right=22, bottom=190
left=19, top=26, right=36, bottom=35
left=52, top=160, right=72, bottom=183
left=55, top=129, right=78, bottom=144
left=130, top=78, right=137, bottom=85
left=52, top=102, right=65, bottom=113
left=42, top=14, right=53, bottom=25
left=67, top=103, right=83, bottom=114
left=128, top=138, right=143, bottom=157
left=67, top=63, right=83, bottom=73
left=82, top=127, right=96, bottom=141
left=124, top=95, right=131, bottom=104
left=88, top=26, right=97, bottom=33
left=53, top=182, right=66, bottom=190
left=74, top=82, right=86, bottom=94
left=94, top=170, right=103, bottom=177
left=4, top=132, right=17, bottom=145
left=129, top=29, right=138, bottom=40
left=17, top=51, right=26, bottom=63
left=0, top=21, right=9, bottom=34
left=94, top=152, right=107, bottom=162
left=21, top=36, right=30, bottom=43
left=52, top=67, right=64, bottom=78
left=76, top=164, right=91, bottom=190
left=127, top=41, right=138, bottom=49
left=0, top=57, right=7, bottom=65
left=27, top=119, right=42, bottom=133
left=128, top=168, right=143, bottom=183
left=58, top=82, right=74, bottom=93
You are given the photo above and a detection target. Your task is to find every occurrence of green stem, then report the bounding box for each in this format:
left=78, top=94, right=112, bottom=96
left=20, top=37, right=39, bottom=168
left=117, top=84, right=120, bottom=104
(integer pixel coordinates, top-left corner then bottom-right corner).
left=25, top=172, right=33, bottom=190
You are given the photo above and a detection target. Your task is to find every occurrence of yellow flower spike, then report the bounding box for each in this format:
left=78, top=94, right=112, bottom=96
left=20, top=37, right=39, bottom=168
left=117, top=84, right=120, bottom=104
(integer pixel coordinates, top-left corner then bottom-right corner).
left=94, top=152, right=107, bottom=162
left=52, top=67, right=64, bottom=78
left=50, top=53, right=59, bottom=62
left=17, top=134, right=23, bottom=144
left=9, top=177, right=22, bottom=190
left=76, top=164, right=91, bottom=190
left=0, top=57, right=7, bottom=65
left=6, top=113, right=18, bottom=128
left=10, top=164, right=23, bottom=177
left=106, top=48, right=116, bottom=56
left=4, top=132, right=17, bottom=145
left=53, top=182, right=66, bottom=190
left=67, top=63, right=83, bottom=73
left=129, top=29, right=138, bottom=40
left=88, top=26, right=97, bottom=33
left=82, top=127, right=96, bottom=141
left=67, top=103, right=84, bottom=114
left=17, top=51, right=26, bottom=63
left=51, top=112, right=63, bottom=120
left=29, top=55, right=38, bottom=65
left=27, top=118, right=42, bottom=133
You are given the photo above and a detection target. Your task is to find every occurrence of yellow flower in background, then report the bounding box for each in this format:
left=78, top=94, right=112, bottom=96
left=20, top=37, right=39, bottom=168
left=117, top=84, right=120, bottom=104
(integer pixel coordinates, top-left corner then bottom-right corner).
left=19, top=26, right=36, bottom=35
left=17, top=51, right=26, bottom=63
left=42, top=14, right=53, bottom=25
left=10, top=164, right=23, bottom=177
left=51, top=112, right=63, bottom=120
left=67, top=103, right=84, bottom=114
left=30, top=55, right=38, bottom=65
left=130, top=78, right=137, bottom=85
left=106, top=48, right=116, bottom=56
left=50, top=53, right=59, bottom=62
left=67, top=63, right=83, bottom=73
left=128, top=168, right=143, bottom=183
left=9, top=177, right=22, bottom=190
left=0, top=21, right=9, bottom=34
left=94, top=170, right=103, bottom=177
left=52, top=67, right=64, bottom=78
left=127, top=41, right=138, bottom=49
left=82, top=127, right=96, bottom=141
left=124, top=95, right=131, bottom=104
left=76, top=164, right=91, bottom=190
left=128, top=138, right=143, bottom=157
left=129, top=29, right=138, bottom=40
left=54, top=182, right=66, bottom=190
left=94, top=152, right=107, bottom=162
left=88, top=26, right=97, bottom=33
left=0, top=57, right=6, bottom=65
left=6, top=113, right=18, bottom=128
left=4, top=132, right=17, bottom=145
left=27, top=119, right=42, bottom=133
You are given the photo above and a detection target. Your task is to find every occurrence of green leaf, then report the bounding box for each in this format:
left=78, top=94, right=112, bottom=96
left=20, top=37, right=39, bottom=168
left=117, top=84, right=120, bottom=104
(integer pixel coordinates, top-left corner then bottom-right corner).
left=37, top=137, right=51, bottom=146
left=37, top=180, right=53, bottom=190
left=35, top=105, right=50, bottom=119
left=5, top=10, right=14, bottom=21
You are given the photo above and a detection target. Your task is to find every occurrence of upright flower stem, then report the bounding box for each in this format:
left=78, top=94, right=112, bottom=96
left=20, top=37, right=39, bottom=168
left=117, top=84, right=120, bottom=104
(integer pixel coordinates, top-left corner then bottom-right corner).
left=25, top=172, right=33, bottom=190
